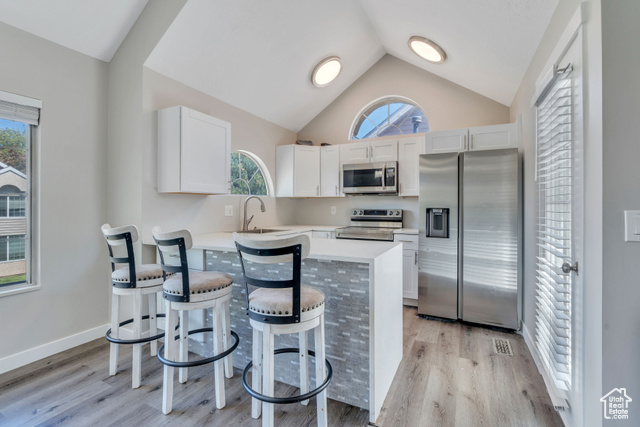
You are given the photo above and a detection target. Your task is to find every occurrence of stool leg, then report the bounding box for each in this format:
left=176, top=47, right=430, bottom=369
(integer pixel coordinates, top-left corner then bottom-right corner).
left=222, top=298, right=233, bottom=379
left=132, top=291, right=142, bottom=389
left=252, top=327, right=262, bottom=419
left=109, top=292, right=120, bottom=376
left=212, top=300, right=226, bottom=409
left=299, top=331, right=309, bottom=406
left=315, top=314, right=327, bottom=427
left=179, top=310, right=189, bottom=384
left=262, top=324, right=274, bottom=427
left=148, top=292, right=158, bottom=357
left=162, top=301, right=177, bottom=415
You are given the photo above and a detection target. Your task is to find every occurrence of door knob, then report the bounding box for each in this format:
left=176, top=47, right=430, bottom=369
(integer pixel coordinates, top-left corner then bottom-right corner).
left=561, top=261, right=578, bottom=275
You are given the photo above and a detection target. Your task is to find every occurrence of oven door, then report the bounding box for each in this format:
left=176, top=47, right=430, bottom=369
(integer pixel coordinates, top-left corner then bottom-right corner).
left=342, top=161, right=397, bottom=194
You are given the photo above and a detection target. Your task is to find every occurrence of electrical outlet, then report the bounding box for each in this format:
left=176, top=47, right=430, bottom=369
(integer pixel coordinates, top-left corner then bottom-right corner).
left=224, top=205, right=233, bottom=216
left=330, top=206, right=336, bottom=215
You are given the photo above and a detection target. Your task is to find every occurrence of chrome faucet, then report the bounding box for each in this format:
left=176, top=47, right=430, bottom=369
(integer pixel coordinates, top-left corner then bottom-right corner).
left=243, top=196, right=266, bottom=231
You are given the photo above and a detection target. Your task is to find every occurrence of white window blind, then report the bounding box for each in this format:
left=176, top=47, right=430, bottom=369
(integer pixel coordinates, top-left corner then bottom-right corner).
left=535, top=66, right=573, bottom=394
left=0, top=91, right=41, bottom=125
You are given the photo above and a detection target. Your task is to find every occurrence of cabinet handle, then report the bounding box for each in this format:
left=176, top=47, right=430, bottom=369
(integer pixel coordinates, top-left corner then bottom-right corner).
left=316, top=185, right=319, bottom=196
left=463, top=135, right=467, bottom=150
left=398, top=240, right=413, bottom=243
left=415, top=252, right=418, bottom=265
left=335, top=184, right=338, bottom=196
left=399, top=182, right=402, bottom=194
left=470, top=134, right=474, bottom=149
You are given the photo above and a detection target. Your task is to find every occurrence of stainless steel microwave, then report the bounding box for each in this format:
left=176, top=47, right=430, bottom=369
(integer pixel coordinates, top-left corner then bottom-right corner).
left=342, top=161, right=398, bottom=195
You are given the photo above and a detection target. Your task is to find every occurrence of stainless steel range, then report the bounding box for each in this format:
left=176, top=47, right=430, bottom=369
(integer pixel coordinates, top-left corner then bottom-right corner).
left=335, top=209, right=403, bottom=241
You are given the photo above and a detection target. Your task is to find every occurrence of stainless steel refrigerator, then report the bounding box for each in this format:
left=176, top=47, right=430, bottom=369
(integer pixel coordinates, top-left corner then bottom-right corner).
left=418, top=148, right=521, bottom=330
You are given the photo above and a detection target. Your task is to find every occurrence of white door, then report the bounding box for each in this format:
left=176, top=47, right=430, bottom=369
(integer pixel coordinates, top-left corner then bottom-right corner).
left=534, top=29, right=584, bottom=402
left=468, top=123, right=517, bottom=151
left=293, top=145, right=320, bottom=197
left=397, top=136, right=423, bottom=196
left=424, top=128, right=468, bottom=154
left=320, top=146, right=341, bottom=197
left=369, top=139, right=398, bottom=162
left=340, top=142, right=369, bottom=164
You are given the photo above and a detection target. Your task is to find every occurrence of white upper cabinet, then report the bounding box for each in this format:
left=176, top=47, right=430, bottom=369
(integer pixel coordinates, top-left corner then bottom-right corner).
left=369, top=139, right=398, bottom=162
left=340, top=142, right=369, bottom=164
left=320, top=145, right=342, bottom=197
left=397, top=135, right=424, bottom=196
left=425, top=128, right=468, bottom=153
left=276, top=145, right=320, bottom=197
left=340, top=139, right=398, bottom=165
left=424, top=122, right=518, bottom=154
left=468, top=123, right=517, bottom=151
left=158, top=106, right=231, bottom=194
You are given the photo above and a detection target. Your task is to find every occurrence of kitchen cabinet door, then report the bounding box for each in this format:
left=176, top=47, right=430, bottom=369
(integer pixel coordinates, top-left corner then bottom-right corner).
left=158, top=106, right=230, bottom=194
left=320, top=145, right=342, bottom=197
left=402, top=249, right=418, bottom=300
left=424, top=128, right=468, bottom=154
left=468, top=123, right=517, bottom=151
left=276, top=145, right=320, bottom=197
left=294, top=145, right=320, bottom=197
left=398, top=136, right=423, bottom=196
left=340, top=142, right=369, bottom=164
left=369, top=139, right=398, bottom=162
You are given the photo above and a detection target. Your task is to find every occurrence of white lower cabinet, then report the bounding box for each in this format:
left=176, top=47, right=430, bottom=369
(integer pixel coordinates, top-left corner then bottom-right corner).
left=395, top=234, right=418, bottom=303
left=312, top=230, right=336, bottom=239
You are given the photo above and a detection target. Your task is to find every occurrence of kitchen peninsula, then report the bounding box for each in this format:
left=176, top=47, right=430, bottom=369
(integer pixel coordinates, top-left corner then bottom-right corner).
left=184, top=230, right=403, bottom=423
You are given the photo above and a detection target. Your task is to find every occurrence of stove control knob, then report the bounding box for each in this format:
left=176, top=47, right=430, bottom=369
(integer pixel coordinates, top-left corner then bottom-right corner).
left=358, top=210, right=364, bottom=215
left=387, top=211, right=393, bottom=216
left=395, top=210, right=400, bottom=216
left=352, top=210, right=358, bottom=215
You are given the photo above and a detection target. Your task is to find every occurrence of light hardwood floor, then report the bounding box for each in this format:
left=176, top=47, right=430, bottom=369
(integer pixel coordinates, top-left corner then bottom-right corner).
left=0, top=307, right=562, bottom=426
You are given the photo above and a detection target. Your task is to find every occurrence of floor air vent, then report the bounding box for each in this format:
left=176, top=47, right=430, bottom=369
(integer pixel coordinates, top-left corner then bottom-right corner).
left=492, top=338, right=514, bottom=356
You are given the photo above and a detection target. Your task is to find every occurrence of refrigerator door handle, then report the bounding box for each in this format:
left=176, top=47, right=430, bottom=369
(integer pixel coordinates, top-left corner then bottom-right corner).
left=463, top=135, right=467, bottom=150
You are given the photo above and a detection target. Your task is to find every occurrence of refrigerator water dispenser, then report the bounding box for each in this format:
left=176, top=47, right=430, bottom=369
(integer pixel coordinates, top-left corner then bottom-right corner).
left=425, top=208, right=449, bottom=238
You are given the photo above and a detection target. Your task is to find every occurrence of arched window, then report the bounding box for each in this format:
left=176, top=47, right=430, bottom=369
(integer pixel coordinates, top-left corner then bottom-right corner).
left=350, top=96, right=429, bottom=140
left=230, top=150, right=274, bottom=196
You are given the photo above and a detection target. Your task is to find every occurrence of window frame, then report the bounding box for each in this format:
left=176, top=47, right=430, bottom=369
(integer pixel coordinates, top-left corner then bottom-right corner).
left=229, top=150, right=274, bottom=196
left=349, top=95, right=429, bottom=140
left=0, top=90, right=39, bottom=296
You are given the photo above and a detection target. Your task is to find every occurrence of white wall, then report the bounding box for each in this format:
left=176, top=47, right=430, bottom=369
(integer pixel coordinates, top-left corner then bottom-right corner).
left=297, top=54, right=510, bottom=144
left=140, top=68, right=297, bottom=247
left=509, top=1, right=603, bottom=426
left=0, top=22, right=109, bottom=363
left=601, top=2, right=640, bottom=426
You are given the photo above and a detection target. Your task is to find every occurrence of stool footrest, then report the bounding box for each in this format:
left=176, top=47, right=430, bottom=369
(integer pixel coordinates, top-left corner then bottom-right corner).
left=105, top=314, right=174, bottom=345
left=242, top=347, right=332, bottom=404
left=157, top=329, right=239, bottom=368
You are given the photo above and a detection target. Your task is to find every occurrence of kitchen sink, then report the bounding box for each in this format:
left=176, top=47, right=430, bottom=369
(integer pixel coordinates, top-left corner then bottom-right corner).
left=236, top=228, right=288, bottom=234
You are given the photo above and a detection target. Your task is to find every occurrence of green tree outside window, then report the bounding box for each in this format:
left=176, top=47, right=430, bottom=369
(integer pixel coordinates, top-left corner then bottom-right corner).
left=230, top=152, right=268, bottom=195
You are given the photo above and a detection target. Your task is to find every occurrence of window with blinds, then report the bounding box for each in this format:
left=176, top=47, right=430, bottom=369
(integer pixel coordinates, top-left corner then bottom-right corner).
left=535, top=66, right=573, bottom=394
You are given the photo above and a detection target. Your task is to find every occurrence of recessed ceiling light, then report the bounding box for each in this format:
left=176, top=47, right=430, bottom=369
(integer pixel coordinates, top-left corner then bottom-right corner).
left=408, top=36, right=446, bottom=64
left=311, top=56, right=342, bottom=87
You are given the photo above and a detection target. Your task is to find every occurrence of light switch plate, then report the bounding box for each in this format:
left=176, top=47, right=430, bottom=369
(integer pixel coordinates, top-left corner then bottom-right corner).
left=224, top=205, right=233, bottom=217
left=330, top=206, right=336, bottom=215
left=624, top=210, right=640, bottom=242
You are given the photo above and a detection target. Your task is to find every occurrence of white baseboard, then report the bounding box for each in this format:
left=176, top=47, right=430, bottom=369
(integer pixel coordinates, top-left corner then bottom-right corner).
left=0, top=324, right=110, bottom=375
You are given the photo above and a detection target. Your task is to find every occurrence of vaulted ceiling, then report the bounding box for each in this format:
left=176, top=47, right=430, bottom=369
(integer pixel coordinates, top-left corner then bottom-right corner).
left=0, top=0, right=558, bottom=132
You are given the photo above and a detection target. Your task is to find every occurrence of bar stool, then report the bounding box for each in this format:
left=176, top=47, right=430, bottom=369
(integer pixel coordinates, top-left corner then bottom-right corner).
left=233, top=233, right=332, bottom=427
left=153, top=226, right=239, bottom=415
left=101, top=223, right=170, bottom=389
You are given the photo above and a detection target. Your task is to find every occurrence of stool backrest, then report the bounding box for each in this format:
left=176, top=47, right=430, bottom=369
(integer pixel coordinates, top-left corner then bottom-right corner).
left=152, top=226, right=193, bottom=302
left=101, top=223, right=139, bottom=288
left=233, top=233, right=310, bottom=325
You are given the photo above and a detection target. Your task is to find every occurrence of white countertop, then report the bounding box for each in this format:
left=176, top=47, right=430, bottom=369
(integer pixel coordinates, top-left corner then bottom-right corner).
left=191, top=231, right=400, bottom=263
